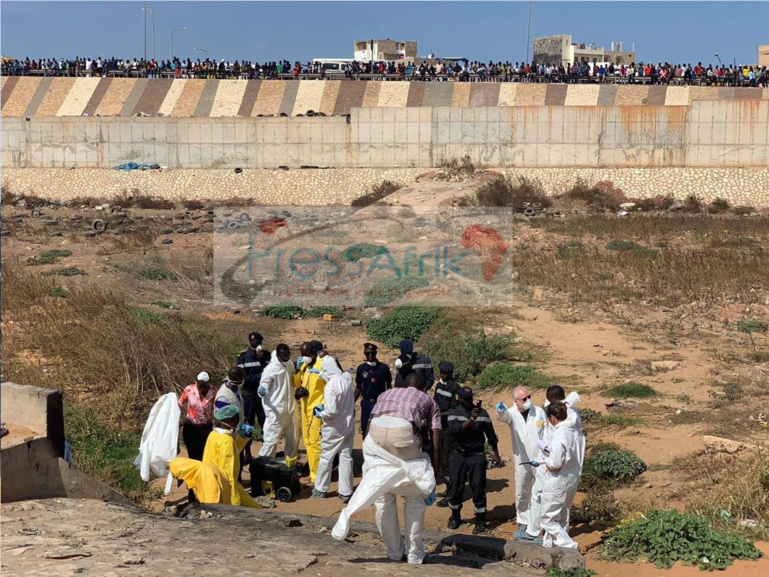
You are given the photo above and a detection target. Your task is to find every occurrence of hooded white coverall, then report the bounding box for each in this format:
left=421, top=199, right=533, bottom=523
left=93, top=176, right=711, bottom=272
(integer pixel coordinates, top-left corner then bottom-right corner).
left=332, top=426, right=436, bottom=565
left=315, top=371, right=356, bottom=497
left=526, top=392, right=585, bottom=539
left=496, top=403, right=547, bottom=526
left=540, top=422, right=582, bottom=549
left=258, top=351, right=299, bottom=466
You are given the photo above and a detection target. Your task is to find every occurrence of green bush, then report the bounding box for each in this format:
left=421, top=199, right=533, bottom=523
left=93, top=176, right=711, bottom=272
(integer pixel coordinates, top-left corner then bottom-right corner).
left=49, top=286, right=69, bottom=298
left=601, top=509, right=761, bottom=570
left=261, top=302, right=305, bottom=319
left=579, top=408, right=602, bottom=423
left=343, top=242, right=384, bottom=262
left=140, top=267, right=177, bottom=281
left=604, top=382, right=658, bottom=398
left=151, top=301, right=175, bottom=309
left=304, top=306, right=344, bottom=318
left=128, top=306, right=167, bottom=326
left=36, top=249, right=73, bottom=265
left=737, top=319, right=768, bottom=334
left=605, top=239, right=645, bottom=252
left=366, top=307, right=440, bottom=348
left=583, top=449, right=647, bottom=484
left=422, top=330, right=513, bottom=382
left=363, top=275, right=430, bottom=308
left=64, top=403, right=151, bottom=501
left=476, top=364, right=551, bottom=391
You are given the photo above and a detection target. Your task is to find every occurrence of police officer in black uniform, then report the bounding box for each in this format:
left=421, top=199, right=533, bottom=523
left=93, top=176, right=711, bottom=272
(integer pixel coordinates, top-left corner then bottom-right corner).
left=434, top=361, right=460, bottom=506
left=237, top=331, right=270, bottom=460
left=394, top=339, right=434, bottom=390
left=447, top=386, right=501, bottom=534
left=355, top=343, right=392, bottom=437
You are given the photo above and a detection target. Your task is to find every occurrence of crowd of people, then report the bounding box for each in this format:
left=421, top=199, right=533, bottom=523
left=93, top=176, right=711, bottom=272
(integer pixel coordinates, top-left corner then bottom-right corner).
left=3, top=55, right=767, bottom=86
left=168, top=331, right=586, bottom=565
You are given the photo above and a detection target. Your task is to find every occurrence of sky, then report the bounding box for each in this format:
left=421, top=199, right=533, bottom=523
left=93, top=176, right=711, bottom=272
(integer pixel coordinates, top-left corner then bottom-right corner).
left=1, top=1, right=767, bottom=65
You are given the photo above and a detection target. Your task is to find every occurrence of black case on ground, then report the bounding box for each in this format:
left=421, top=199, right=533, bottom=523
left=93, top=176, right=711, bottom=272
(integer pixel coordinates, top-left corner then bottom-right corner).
left=249, top=456, right=302, bottom=502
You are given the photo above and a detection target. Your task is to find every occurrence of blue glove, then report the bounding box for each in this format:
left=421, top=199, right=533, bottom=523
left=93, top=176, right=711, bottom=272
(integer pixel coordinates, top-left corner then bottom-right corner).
left=313, top=404, right=324, bottom=418
left=257, top=385, right=267, bottom=396
left=495, top=402, right=507, bottom=411
left=296, top=358, right=305, bottom=370
left=424, top=490, right=437, bottom=506
left=531, top=461, right=540, bottom=468
left=238, top=423, right=255, bottom=438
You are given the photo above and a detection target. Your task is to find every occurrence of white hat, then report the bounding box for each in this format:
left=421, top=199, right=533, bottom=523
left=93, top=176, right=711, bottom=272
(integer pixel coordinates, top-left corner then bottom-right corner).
left=196, top=371, right=210, bottom=382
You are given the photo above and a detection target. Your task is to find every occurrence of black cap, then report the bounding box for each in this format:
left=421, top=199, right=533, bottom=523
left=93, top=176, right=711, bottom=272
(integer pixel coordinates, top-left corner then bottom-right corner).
left=249, top=332, right=263, bottom=343
left=398, top=339, right=414, bottom=355
left=364, top=342, right=378, bottom=351
left=457, top=386, right=474, bottom=400
left=438, top=361, right=454, bottom=373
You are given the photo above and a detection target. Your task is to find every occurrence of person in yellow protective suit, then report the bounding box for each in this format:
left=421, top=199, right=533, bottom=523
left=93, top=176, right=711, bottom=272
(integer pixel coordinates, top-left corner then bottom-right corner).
left=169, top=457, right=233, bottom=505
left=293, top=341, right=337, bottom=483
left=202, top=405, right=260, bottom=509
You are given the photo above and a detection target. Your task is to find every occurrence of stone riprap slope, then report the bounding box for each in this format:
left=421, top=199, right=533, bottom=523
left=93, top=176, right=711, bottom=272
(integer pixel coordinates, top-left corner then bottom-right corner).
left=1, top=77, right=767, bottom=119
left=4, top=166, right=769, bottom=207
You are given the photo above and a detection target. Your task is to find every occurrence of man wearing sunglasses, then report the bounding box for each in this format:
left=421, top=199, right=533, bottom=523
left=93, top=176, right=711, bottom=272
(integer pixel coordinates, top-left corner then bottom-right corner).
left=495, top=386, right=547, bottom=541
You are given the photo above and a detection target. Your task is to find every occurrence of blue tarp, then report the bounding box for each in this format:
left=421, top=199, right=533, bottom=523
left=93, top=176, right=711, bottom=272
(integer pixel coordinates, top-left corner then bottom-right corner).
left=113, top=162, right=161, bottom=171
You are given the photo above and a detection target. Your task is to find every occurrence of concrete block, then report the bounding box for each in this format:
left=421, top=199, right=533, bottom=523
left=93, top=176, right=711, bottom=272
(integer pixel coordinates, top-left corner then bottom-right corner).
left=274, top=120, right=288, bottom=144
left=295, top=122, right=310, bottom=144
left=358, top=122, right=370, bottom=143
left=322, top=122, right=336, bottom=144
left=382, top=122, right=395, bottom=143
left=222, top=123, right=235, bottom=144
left=200, top=122, right=213, bottom=144
left=370, top=123, right=383, bottom=144
left=369, top=107, right=383, bottom=123
left=309, top=123, right=323, bottom=144
left=356, top=143, right=370, bottom=167
left=334, top=123, right=346, bottom=144
left=407, top=107, right=420, bottom=123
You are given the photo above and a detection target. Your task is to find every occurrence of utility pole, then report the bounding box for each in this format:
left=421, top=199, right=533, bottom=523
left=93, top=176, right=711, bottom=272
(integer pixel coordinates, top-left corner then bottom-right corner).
left=525, top=0, right=533, bottom=63
left=143, top=1, right=147, bottom=62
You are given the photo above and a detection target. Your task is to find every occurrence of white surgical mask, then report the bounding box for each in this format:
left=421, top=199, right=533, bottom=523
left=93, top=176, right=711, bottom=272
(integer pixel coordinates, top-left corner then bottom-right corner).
left=395, top=358, right=403, bottom=369
left=367, top=361, right=377, bottom=367
left=521, top=399, right=533, bottom=411
left=439, top=379, right=447, bottom=385
left=254, top=344, right=262, bottom=351
left=301, top=356, right=313, bottom=365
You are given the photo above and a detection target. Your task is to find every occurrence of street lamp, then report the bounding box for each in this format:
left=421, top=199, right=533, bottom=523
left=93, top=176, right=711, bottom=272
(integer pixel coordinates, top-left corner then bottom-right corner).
left=195, top=47, right=209, bottom=60
left=141, top=5, right=156, bottom=61
left=715, top=52, right=722, bottom=66
left=172, top=27, right=188, bottom=60
left=525, top=0, right=533, bottom=63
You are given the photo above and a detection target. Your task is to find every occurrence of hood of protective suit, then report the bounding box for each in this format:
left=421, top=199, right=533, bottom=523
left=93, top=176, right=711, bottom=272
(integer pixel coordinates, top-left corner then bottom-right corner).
left=259, top=350, right=296, bottom=415
left=319, top=355, right=343, bottom=383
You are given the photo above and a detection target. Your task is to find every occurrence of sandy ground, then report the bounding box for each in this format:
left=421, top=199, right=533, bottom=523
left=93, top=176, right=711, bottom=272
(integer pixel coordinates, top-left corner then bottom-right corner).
left=3, top=170, right=769, bottom=576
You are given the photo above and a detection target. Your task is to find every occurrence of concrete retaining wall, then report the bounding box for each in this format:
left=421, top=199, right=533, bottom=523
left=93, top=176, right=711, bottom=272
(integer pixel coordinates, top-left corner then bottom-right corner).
left=2, top=77, right=766, bottom=119
left=2, top=101, right=768, bottom=169
left=0, top=381, right=134, bottom=506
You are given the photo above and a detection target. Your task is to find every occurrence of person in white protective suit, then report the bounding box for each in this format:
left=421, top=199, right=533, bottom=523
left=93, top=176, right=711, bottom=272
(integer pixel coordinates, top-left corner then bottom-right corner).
left=257, top=344, right=299, bottom=467
left=523, top=385, right=586, bottom=542
left=494, top=385, right=547, bottom=540
left=538, top=402, right=582, bottom=549
left=332, top=372, right=441, bottom=565
left=312, top=366, right=356, bottom=502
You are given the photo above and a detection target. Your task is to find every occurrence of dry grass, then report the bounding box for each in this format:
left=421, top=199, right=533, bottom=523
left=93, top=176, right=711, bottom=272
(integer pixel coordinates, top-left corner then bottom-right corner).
left=474, top=175, right=552, bottom=208
left=564, top=179, right=627, bottom=212
left=435, top=155, right=478, bottom=181
left=351, top=180, right=403, bottom=207
left=1, top=261, right=238, bottom=428
left=515, top=237, right=768, bottom=306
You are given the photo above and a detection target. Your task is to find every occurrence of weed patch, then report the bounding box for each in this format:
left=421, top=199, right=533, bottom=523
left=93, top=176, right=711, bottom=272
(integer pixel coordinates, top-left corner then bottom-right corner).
left=261, top=302, right=305, bottom=319
left=565, top=180, right=627, bottom=212
left=546, top=569, right=597, bottom=577
left=422, top=329, right=515, bottom=382
left=600, top=509, right=761, bottom=569
left=32, top=249, right=73, bottom=265
left=476, top=363, right=552, bottom=391
left=604, top=382, right=658, bottom=398
left=343, top=242, right=384, bottom=261
left=363, top=276, right=430, bottom=307
left=140, top=267, right=178, bottom=281
left=583, top=448, right=647, bottom=485
left=305, top=306, right=344, bottom=318
left=366, top=307, right=440, bottom=348
left=44, top=266, right=87, bottom=277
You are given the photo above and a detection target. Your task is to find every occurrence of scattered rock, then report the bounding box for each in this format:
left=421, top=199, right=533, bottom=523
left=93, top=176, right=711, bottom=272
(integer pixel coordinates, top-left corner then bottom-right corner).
left=605, top=399, right=638, bottom=410
left=256, top=496, right=276, bottom=509
left=651, top=360, right=682, bottom=372
left=350, top=320, right=362, bottom=327
left=159, top=228, right=173, bottom=235
left=82, top=230, right=97, bottom=238
left=42, top=219, right=57, bottom=226
left=0, top=230, right=10, bottom=237
left=43, top=547, right=92, bottom=560
left=122, top=555, right=145, bottom=565
left=281, top=515, right=303, bottom=528
left=160, top=239, right=173, bottom=245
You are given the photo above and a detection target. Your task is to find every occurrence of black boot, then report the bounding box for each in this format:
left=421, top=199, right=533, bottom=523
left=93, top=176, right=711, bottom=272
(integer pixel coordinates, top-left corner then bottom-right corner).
left=472, top=513, right=487, bottom=535
left=447, top=508, right=462, bottom=530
